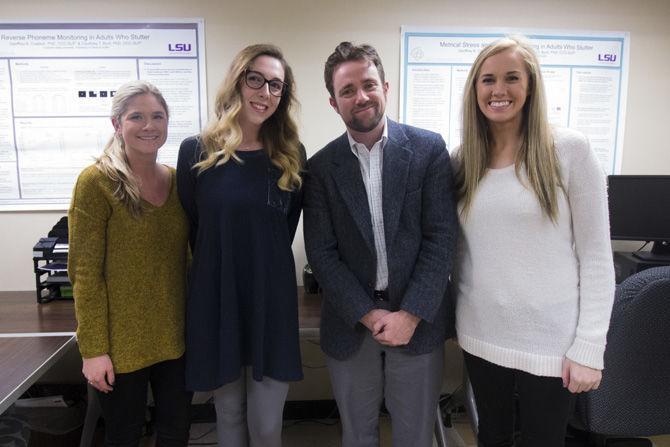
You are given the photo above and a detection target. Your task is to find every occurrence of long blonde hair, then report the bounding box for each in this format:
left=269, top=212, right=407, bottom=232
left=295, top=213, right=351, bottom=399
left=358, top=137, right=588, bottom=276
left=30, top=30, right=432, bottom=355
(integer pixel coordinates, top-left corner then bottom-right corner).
left=96, top=80, right=169, bottom=217
left=456, top=35, right=563, bottom=222
left=195, top=44, right=302, bottom=191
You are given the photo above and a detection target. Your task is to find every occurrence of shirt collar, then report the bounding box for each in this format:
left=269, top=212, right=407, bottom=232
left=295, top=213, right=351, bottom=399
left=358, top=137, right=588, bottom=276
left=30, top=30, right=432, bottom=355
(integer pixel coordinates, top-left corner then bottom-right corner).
left=347, top=116, right=388, bottom=155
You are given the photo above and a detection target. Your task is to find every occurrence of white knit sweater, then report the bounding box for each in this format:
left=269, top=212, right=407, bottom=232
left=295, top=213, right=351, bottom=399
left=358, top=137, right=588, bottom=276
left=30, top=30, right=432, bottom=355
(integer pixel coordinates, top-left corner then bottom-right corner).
left=455, top=127, right=615, bottom=377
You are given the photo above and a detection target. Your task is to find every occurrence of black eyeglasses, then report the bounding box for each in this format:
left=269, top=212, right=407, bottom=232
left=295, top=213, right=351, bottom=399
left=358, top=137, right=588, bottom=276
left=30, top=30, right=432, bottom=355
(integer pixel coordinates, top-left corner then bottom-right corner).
left=244, top=70, right=287, bottom=97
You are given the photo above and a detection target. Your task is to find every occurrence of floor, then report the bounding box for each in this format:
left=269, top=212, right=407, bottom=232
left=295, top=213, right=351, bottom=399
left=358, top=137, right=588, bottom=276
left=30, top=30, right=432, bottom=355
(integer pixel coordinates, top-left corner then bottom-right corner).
left=184, top=414, right=475, bottom=447
left=131, top=413, right=670, bottom=447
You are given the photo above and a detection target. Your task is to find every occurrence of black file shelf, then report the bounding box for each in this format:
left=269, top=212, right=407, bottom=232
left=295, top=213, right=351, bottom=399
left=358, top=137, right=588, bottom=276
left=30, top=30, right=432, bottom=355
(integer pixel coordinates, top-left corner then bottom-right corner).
left=33, top=217, right=71, bottom=303
left=33, top=253, right=71, bottom=304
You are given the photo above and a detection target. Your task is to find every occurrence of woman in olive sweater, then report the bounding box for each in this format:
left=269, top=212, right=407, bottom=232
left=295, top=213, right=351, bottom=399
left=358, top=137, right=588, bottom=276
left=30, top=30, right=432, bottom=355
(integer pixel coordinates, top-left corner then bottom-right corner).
left=68, top=80, right=191, bottom=446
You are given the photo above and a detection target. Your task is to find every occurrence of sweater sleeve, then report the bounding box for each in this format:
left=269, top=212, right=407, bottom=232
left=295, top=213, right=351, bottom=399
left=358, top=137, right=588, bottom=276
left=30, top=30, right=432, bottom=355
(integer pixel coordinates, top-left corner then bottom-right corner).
left=67, top=167, right=112, bottom=359
left=562, top=132, right=615, bottom=370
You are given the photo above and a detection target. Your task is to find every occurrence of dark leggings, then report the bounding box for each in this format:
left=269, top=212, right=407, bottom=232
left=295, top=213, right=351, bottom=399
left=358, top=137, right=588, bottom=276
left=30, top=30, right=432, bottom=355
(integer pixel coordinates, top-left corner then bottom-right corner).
left=97, top=356, right=192, bottom=447
left=464, top=351, right=574, bottom=447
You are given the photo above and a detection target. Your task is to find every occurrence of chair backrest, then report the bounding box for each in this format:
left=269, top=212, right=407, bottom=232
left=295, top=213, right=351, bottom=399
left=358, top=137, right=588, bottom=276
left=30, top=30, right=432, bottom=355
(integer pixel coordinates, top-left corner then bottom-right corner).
left=576, top=266, right=670, bottom=436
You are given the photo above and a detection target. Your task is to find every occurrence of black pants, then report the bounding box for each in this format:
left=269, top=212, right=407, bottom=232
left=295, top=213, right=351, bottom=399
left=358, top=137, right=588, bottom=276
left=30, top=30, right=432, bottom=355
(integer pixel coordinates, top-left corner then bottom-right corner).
left=97, top=356, right=192, bottom=447
left=464, top=351, right=574, bottom=447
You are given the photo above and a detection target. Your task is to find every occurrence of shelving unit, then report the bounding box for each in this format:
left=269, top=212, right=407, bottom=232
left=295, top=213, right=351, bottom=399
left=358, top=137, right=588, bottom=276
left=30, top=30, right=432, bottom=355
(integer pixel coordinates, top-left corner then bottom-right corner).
left=32, top=225, right=71, bottom=304
left=33, top=253, right=70, bottom=303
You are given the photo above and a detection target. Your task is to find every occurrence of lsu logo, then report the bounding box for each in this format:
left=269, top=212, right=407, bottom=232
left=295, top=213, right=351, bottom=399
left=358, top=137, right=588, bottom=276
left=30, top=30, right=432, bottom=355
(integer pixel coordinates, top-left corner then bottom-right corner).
left=168, top=43, right=192, bottom=52
left=598, top=53, right=617, bottom=62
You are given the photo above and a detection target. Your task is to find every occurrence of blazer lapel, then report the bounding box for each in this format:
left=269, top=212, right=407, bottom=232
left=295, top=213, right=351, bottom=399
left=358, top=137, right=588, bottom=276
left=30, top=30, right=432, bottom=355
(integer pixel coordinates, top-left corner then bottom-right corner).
left=331, top=135, right=376, bottom=255
left=382, top=121, right=411, bottom=250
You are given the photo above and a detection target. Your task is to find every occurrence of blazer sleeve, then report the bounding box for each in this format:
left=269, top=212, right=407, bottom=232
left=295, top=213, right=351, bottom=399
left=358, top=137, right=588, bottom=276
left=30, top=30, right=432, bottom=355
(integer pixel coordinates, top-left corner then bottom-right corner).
left=400, top=135, right=458, bottom=323
left=67, top=168, right=112, bottom=358
left=303, top=159, right=375, bottom=327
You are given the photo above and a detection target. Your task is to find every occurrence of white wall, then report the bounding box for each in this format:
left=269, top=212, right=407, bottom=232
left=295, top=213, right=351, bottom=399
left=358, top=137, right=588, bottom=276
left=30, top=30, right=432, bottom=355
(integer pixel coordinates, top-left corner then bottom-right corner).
left=1, top=0, right=669, bottom=291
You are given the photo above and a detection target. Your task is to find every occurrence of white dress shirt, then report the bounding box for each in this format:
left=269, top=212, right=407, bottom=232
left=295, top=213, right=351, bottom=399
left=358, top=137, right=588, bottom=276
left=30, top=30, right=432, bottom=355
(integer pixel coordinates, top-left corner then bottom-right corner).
left=347, top=117, right=389, bottom=290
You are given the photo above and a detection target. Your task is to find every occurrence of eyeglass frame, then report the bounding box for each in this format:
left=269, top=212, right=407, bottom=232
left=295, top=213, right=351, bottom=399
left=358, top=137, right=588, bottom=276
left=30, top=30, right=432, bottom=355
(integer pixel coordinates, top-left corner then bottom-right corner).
left=243, top=69, right=288, bottom=97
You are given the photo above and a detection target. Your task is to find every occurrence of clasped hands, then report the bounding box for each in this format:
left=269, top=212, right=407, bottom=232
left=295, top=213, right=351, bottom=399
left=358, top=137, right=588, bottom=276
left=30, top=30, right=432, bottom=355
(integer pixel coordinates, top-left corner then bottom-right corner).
left=361, top=309, right=420, bottom=346
left=361, top=311, right=602, bottom=393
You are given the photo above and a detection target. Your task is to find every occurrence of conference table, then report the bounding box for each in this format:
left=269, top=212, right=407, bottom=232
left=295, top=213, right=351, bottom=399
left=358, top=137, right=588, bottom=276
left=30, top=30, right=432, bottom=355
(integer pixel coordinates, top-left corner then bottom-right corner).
left=0, top=291, right=77, bottom=415
left=0, top=288, right=322, bottom=415
left=0, top=290, right=460, bottom=447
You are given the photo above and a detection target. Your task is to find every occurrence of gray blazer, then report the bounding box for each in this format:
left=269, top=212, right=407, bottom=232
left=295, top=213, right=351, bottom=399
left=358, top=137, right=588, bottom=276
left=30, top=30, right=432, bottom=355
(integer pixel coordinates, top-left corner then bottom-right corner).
left=304, top=120, right=458, bottom=360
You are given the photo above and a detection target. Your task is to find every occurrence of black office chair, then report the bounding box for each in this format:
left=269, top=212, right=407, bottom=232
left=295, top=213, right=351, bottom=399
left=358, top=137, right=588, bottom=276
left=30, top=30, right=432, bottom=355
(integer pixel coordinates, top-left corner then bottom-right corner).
left=571, top=266, right=670, bottom=446
left=79, top=383, right=101, bottom=447
left=434, top=356, right=479, bottom=447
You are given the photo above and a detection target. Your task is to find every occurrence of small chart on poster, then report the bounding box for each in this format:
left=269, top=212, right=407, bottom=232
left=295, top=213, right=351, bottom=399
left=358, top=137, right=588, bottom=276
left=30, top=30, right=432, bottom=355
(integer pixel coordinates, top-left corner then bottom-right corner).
left=0, top=20, right=206, bottom=210
left=400, top=27, right=629, bottom=174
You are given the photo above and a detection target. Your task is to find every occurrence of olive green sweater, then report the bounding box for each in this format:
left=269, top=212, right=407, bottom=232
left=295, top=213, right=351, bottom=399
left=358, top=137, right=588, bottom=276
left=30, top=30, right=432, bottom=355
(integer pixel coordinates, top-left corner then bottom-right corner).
left=68, top=165, right=188, bottom=373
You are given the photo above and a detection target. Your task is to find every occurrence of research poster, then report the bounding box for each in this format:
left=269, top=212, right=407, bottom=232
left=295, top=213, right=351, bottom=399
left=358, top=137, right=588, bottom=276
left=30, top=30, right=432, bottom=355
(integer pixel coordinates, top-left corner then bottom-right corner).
left=0, top=21, right=206, bottom=210
left=400, top=28, right=629, bottom=174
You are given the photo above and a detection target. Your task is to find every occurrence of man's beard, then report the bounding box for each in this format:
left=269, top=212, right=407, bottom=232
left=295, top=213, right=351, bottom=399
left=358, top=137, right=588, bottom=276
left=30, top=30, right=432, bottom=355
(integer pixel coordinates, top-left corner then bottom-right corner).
left=347, top=103, right=384, bottom=133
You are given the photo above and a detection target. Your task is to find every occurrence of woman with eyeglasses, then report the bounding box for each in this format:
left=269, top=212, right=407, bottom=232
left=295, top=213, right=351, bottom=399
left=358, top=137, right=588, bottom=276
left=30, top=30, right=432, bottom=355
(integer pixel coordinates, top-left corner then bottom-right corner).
left=177, top=44, right=304, bottom=447
left=453, top=36, right=615, bottom=446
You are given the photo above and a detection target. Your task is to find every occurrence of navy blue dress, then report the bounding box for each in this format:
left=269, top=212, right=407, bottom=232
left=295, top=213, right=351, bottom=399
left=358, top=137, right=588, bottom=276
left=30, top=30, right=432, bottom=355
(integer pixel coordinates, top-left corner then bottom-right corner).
left=176, top=136, right=303, bottom=391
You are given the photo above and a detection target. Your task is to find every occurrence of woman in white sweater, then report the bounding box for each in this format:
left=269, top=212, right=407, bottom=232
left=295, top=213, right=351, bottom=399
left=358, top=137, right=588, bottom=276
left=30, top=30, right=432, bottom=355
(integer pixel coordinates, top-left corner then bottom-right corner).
left=453, top=36, right=615, bottom=446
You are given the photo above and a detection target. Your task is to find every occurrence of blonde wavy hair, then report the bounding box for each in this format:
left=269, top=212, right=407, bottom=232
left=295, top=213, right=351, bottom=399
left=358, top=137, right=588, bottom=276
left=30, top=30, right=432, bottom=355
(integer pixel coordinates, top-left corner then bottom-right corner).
left=95, top=80, right=169, bottom=217
left=195, top=44, right=302, bottom=191
left=455, top=35, right=563, bottom=222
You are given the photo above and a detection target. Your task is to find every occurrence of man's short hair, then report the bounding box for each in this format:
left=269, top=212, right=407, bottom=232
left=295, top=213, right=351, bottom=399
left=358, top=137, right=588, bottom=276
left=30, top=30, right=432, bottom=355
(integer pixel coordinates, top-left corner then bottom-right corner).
left=324, top=42, right=386, bottom=98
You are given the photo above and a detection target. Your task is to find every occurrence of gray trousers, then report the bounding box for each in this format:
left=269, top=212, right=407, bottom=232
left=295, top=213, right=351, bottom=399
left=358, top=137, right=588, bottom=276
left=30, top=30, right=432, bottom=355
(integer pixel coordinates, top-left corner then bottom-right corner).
left=327, top=333, right=444, bottom=447
left=213, top=367, right=289, bottom=447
